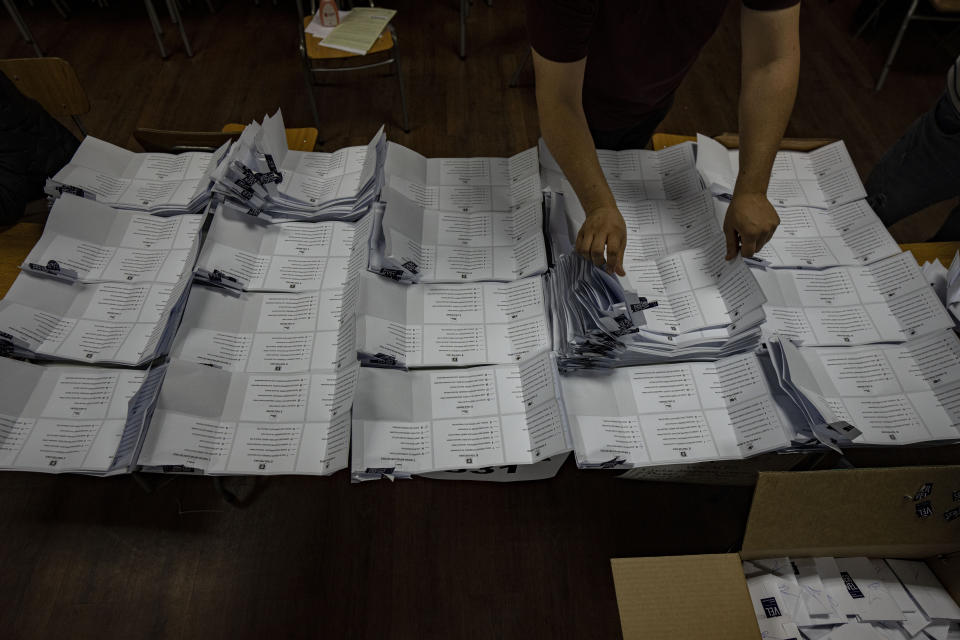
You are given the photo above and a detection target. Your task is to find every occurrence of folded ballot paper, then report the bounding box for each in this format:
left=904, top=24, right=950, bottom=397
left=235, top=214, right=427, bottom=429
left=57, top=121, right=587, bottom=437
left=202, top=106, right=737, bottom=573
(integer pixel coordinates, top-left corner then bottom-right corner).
left=923, top=251, right=960, bottom=323
left=367, top=193, right=548, bottom=283
left=538, top=137, right=704, bottom=200
left=696, top=134, right=867, bottom=209
left=212, top=110, right=385, bottom=222
left=351, top=351, right=571, bottom=480
left=356, top=271, right=551, bottom=368
left=137, top=358, right=357, bottom=475
left=743, top=556, right=960, bottom=640
left=20, top=194, right=202, bottom=285
left=0, top=357, right=165, bottom=474
left=45, top=136, right=228, bottom=215
left=755, top=251, right=956, bottom=346
left=768, top=331, right=960, bottom=447
left=562, top=352, right=803, bottom=469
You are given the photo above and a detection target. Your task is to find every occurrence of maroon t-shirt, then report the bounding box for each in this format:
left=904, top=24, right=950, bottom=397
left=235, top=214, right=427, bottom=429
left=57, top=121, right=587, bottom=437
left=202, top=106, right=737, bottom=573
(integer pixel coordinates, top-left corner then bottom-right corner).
left=527, top=0, right=800, bottom=131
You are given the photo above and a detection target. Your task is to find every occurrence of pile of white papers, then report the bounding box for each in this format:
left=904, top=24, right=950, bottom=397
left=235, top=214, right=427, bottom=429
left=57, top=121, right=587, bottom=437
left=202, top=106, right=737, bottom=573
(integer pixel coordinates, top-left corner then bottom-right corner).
left=539, top=138, right=704, bottom=200
left=697, top=134, right=867, bottom=209
left=922, top=252, right=960, bottom=324
left=45, top=136, right=227, bottom=215
left=137, top=358, right=357, bottom=475
left=356, top=271, right=551, bottom=368
left=0, top=357, right=165, bottom=474
left=368, top=193, right=548, bottom=283
left=755, top=252, right=956, bottom=346
left=212, top=110, right=385, bottom=222
left=350, top=351, right=571, bottom=480
left=768, top=331, right=960, bottom=447
left=562, top=352, right=803, bottom=469
left=743, top=556, right=960, bottom=640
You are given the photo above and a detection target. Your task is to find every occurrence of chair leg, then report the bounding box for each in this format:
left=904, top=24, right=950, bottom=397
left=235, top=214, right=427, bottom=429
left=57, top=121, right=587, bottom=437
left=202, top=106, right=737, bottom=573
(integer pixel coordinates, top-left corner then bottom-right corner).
left=143, top=0, right=168, bottom=58
left=509, top=49, right=531, bottom=88
left=302, top=66, right=325, bottom=146
left=3, top=0, right=44, bottom=56
left=51, top=0, right=70, bottom=19
left=167, top=0, right=194, bottom=57
left=205, top=0, right=215, bottom=13
left=853, top=0, right=891, bottom=39
left=394, top=56, right=411, bottom=133
left=875, top=0, right=917, bottom=91
left=459, top=0, right=467, bottom=59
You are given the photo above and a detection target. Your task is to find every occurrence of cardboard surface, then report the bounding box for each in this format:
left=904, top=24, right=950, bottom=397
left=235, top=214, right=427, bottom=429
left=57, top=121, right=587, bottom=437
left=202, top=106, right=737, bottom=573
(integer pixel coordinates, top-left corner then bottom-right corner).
left=742, top=466, right=960, bottom=560
left=611, top=554, right=762, bottom=640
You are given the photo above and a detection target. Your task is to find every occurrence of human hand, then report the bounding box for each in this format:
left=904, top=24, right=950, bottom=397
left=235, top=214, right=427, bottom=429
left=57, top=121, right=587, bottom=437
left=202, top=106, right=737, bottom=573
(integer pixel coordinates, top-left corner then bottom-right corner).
left=575, top=206, right=626, bottom=276
left=723, top=192, right=780, bottom=260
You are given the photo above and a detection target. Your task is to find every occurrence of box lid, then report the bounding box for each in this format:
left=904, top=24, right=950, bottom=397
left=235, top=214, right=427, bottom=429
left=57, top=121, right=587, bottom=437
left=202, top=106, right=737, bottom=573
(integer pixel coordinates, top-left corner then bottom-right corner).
left=610, top=554, right=761, bottom=640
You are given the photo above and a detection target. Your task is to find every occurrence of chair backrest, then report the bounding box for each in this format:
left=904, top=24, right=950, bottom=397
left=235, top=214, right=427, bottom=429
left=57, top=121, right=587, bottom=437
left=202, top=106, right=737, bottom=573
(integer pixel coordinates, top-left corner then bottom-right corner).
left=0, top=57, right=90, bottom=118
left=133, top=128, right=241, bottom=153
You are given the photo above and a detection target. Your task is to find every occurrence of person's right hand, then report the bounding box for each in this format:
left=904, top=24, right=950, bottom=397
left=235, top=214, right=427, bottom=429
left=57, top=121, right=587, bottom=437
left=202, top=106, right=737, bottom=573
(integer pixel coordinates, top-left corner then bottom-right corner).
left=575, top=206, right=627, bottom=276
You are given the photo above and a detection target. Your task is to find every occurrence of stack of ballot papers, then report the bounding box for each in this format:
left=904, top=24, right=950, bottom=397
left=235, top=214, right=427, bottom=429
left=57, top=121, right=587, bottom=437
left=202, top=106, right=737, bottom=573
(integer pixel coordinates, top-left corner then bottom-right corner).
left=755, top=252, right=956, bottom=346
left=697, top=134, right=867, bottom=209
left=45, top=136, right=227, bottom=215
left=921, top=252, right=960, bottom=325
left=350, top=351, right=572, bottom=480
left=743, top=556, right=960, bottom=640
left=356, top=271, right=551, bottom=368
left=211, top=110, right=385, bottom=222
left=0, top=358, right=165, bottom=474
left=0, top=197, right=199, bottom=365
left=561, top=352, right=805, bottom=469
left=767, top=331, right=960, bottom=448
left=367, top=191, right=549, bottom=283
left=539, top=137, right=704, bottom=200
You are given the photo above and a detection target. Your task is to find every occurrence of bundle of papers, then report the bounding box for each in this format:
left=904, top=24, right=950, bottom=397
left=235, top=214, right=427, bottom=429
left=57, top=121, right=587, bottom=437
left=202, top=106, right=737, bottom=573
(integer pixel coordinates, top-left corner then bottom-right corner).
left=539, top=138, right=704, bottom=200
left=351, top=351, right=571, bottom=480
left=20, top=194, right=202, bottom=285
left=380, top=143, right=541, bottom=214
left=755, top=252, right=956, bottom=346
left=45, top=136, right=226, bottom=215
left=922, top=251, right=960, bottom=324
left=367, top=193, right=548, bottom=283
left=697, top=134, right=867, bottom=209
left=743, top=556, right=960, bottom=640
left=314, top=7, right=397, bottom=55
left=212, top=110, right=385, bottom=222
left=768, top=331, right=960, bottom=447
left=136, top=358, right=357, bottom=475
left=356, top=271, right=551, bottom=367
left=0, top=358, right=165, bottom=474
left=562, top=352, right=803, bottom=469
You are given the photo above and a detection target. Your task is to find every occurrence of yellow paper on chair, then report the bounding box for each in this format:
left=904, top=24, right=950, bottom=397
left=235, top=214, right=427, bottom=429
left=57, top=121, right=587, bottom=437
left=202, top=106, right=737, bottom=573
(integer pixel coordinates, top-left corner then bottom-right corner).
left=320, top=7, right=397, bottom=55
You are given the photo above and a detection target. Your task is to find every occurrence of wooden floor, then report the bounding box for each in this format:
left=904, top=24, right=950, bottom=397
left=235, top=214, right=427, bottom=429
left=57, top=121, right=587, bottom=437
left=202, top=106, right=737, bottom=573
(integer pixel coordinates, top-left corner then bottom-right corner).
left=1, top=2, right=959, bottom=638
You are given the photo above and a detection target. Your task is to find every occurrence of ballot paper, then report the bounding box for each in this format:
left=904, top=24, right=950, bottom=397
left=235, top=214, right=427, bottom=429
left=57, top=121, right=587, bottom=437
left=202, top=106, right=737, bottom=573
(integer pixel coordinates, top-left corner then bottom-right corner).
left=46, top=135, right=226, bottom=215
left=357, top=272, right=551, bottom=367
left=697, top=134, right=867, bottom=209
left=382, top=143, right=541, bottom=213
left=563, top=185, right=725, bottom=261
left=885, top=560, right=960, bottom=622
left=0, top=358, right=165, bottom=474
left=317, top=6, right=396, bottom=55
left=137, top=358, right=358, bottom=475
left=755, top=252, right=956, bottom=346
left=0, top=271, right=189, bottom=366
left=369, top=194, right=548, bottom=282
left=771, top=332, right=960, bottom=446
left=350, top=351, right=571, bottom=479
left=539, top=137, right=704, bottom=199
left=212, top=110, right=385, bottom=221
left=562, top=352, right=795, bottom=468
left=21, top=194, right=202, bottom=285
left=713, top=199, right=901, bottom=269
left=620, top=245, right=767, bottom=336
left=194, top=200, right=361, bottom=292
left=170, top=283, right=357, bottom=374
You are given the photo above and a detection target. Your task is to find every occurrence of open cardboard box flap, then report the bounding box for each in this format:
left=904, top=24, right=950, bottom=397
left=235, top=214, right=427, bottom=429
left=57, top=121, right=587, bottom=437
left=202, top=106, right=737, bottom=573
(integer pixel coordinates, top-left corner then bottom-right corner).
left=611, top=465, right=960, bottom=640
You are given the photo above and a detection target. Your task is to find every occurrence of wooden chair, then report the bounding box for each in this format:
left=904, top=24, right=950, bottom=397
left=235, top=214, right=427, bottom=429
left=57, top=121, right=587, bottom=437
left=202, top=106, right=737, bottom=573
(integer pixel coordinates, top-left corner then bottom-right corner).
left=0, top=57, right=90, bottom=137
left=296, top=0, right=410, bottom=146
left=854, top=0, right=960, bottom=91
left=133, top=125, right=319, bottom=153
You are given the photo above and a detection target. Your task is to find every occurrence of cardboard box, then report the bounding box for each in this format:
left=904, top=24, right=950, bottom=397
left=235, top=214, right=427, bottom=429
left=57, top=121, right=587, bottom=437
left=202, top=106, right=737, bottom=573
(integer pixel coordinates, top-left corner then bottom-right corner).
left=611, top=465, right=960, bottom=640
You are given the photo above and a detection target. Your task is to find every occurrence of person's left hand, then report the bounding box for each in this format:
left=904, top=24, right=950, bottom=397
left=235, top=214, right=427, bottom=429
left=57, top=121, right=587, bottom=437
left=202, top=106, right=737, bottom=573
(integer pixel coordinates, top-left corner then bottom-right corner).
left=723, top=192, right=780, bottom=260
